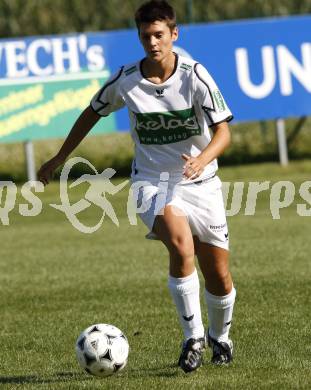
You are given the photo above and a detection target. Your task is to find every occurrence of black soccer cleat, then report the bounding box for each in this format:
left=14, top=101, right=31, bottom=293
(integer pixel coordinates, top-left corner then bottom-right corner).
left=207, top=331, right=233, bottom=365
left=178, top=337, right=205, bottom=373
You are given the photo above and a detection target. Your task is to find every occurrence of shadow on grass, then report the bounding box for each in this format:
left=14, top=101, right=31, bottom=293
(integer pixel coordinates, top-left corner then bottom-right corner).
left=0, top=364, right=202, bottom=384
left=129, top=363, right=181, bottom=378
left=0, top=371, right=90, bottom=385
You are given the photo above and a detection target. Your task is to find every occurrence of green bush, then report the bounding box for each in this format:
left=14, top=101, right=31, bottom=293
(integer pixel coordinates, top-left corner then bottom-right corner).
left=1, top=0, right=311, bottom=38
left=0, top=118, right=310, bottom=182
left=221, top=117, right=311, bottom=164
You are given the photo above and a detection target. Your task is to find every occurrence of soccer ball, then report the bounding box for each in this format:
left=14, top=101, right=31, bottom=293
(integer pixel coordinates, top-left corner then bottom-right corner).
left=75, top=323, right=129, bottom=377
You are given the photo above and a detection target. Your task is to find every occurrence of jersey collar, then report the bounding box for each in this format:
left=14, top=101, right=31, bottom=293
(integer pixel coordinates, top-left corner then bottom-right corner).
left=139, top=53, right=179, bottom=87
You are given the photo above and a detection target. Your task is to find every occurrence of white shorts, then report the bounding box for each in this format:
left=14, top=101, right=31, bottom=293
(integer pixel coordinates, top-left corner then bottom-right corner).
left=132, top=175, right=229, bottom=250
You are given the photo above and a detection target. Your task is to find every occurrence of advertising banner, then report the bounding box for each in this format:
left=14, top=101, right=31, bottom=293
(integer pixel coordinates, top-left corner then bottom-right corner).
left=0, top=15, right=310, bottom=143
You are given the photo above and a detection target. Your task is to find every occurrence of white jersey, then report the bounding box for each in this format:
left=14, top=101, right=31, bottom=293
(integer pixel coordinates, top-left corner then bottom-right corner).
left=90, top=54, right=233, bottom=184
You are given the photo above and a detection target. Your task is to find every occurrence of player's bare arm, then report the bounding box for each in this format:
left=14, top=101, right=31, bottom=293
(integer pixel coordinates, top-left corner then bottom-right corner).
left=37, top=105, right=100, bottom=185
left=182, top=121, right=231, bottom=180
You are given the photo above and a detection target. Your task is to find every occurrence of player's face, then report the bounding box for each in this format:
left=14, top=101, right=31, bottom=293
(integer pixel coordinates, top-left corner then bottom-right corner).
left=139, top=21, right=178, bottom=63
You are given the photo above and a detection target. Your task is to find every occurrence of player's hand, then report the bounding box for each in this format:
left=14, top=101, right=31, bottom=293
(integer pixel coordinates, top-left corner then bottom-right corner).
left=37, top=155, right=64, bottom=186
left=182, top=154, right=206, bottom=180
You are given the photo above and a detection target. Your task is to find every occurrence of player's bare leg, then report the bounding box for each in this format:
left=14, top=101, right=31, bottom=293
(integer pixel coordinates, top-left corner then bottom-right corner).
left=194, top=238, right=232, bottom=295
left=194, top=237, right=236, bottom=365
left=153, top=206, right=205, bottom=373
left=153, top=206, right=195, bottom=277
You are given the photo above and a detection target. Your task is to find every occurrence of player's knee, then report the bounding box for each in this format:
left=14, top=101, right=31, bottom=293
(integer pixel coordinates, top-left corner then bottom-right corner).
left=204, top=267, right=232, bottom=295
left=216, top=267, right=230, bottom=281
left=211, top=268, right=232, bottom=290
left=168, top=236, right=194, bottom=261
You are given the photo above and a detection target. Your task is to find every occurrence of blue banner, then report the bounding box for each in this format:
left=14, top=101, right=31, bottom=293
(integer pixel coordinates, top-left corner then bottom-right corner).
left=0, top=14, right=310, bottom=141
left=102, top=15, right=311, bottom=126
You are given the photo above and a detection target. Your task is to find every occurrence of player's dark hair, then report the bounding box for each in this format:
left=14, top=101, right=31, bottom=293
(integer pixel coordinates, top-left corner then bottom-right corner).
left=135, top=0, right=177, bottom=32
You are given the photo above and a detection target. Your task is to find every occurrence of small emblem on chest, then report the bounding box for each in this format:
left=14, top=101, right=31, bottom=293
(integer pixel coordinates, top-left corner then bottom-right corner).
left=155, top=89, right=165, bottom=98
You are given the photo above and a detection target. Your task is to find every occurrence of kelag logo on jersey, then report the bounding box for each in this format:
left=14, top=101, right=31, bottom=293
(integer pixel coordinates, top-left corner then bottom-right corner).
left=134, top=107, right=201, bottom=145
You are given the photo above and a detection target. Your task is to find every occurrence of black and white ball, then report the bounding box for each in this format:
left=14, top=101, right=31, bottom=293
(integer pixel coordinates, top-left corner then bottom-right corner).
left=75, top=323, right=129, bottom=377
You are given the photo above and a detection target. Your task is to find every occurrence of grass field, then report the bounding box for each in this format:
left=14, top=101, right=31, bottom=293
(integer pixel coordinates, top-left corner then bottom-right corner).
left=0, top=161, right=311, bottom=389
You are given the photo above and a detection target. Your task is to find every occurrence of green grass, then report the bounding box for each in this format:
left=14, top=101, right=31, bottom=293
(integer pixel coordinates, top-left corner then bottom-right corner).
left=0, top=161, right=311, bottom=389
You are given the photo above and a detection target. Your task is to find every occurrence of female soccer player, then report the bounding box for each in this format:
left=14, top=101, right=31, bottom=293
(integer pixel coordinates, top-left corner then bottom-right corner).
left=38, top=0, right=236, bottom=373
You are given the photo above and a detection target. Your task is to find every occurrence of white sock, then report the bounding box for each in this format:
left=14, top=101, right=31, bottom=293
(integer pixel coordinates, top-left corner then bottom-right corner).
left=205, top=286, right=236, bottom=342
left=168, top=269, right=205, bottom=341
